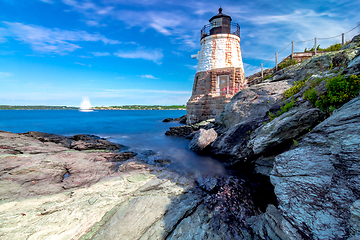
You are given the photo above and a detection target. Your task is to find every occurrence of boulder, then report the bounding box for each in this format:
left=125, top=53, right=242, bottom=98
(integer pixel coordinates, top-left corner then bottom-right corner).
left=22, top=132, right=126, bottom=151
left=178, top=114, right=187, bottom=124
left=270, top=95, right=360, bottom=239
left=189, top=128, right=217, bottom=153
left=162, top=118, right=174, bottom=122
left=211, top=118, right=263, bottom=164
left=247, top=204, right=292, bottom=240
left=215, top=79, right=295, bottom=129
left=248, top=102, right=324, bottom=155
left=69, top=134, right=125, bottom=151
left=165, top=124, right=195, bottom=137
left=165, top=119, right=215, bottom=138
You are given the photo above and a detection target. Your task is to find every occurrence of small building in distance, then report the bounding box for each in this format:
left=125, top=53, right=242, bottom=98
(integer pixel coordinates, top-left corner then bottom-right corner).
left=186, top=8, right=246, bottom=125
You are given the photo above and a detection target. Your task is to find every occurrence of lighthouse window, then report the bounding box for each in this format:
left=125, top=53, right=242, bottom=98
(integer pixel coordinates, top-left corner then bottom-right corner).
left=210, top=18, right=222, bottom=29
left=217, top=75, right=229, bottom=96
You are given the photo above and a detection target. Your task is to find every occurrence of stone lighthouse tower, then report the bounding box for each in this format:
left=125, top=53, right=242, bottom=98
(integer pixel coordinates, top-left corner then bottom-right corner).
left=186, top=8, right=246, bottom=124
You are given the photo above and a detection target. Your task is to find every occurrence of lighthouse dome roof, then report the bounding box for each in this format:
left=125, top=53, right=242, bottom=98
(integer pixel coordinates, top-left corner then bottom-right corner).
left=209, top=7, right=232, bottom=22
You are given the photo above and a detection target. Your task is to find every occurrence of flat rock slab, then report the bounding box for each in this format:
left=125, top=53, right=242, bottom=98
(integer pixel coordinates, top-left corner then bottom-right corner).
left=0, top=165, right=199, bottom=240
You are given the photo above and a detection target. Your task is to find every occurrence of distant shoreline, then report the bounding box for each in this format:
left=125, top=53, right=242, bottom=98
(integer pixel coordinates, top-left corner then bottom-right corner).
left=0, top=106, right=187, bottom=110
left=0, top=108, right=187, bottom=111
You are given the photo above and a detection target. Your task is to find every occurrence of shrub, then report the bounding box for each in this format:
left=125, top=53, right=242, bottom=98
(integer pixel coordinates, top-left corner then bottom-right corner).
left=283, top=77, right=308, bottom=98
left=304, top=88, right=318, bottom=103
left=304, top=43, right=343, bottom=53
left=314, top=74, right=360, bottom=112
left=264, top=74, right=273, bottom=80
left=278, top=58, right=297, bottom=70
left=277, top=97, right=296, bottom=115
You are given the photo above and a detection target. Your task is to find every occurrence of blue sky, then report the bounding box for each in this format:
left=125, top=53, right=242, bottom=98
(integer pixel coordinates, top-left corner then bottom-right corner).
left=0, top=0, right=358, bottom=107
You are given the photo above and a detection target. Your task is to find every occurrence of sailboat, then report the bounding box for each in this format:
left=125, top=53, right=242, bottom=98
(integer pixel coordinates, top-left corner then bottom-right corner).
left=79, top=97, right=93, bottom=112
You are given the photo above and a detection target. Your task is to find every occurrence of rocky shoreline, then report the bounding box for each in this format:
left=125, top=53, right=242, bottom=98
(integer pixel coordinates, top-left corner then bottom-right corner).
left=165, top=34, right=360, bottom=239
left=0, top=130, right=277, bottom=239
left=1, top=35, right=359, bottom=240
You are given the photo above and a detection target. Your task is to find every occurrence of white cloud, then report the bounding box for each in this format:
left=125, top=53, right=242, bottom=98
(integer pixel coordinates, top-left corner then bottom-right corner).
left=85, top=20, right=100, bottom=26
left=114, top=48, right=163, bottom=64
left=91, top=52, right=110, bottom=56
left=40, top=0, right=54, bottom=3
left=2, top=21, right=121, bottom=54
left=0, top=72, right=13, bottom=78
left=243, top=63, right=262, bottom=77
left=140, top=74, right=158, bottom=79
left=185, top=64, right=197, bottom=70
left=61, top=0, right=203, bottom=48
left=0, top=27, right=8, bottom=43
left=74, top=62, right=86, bottom=66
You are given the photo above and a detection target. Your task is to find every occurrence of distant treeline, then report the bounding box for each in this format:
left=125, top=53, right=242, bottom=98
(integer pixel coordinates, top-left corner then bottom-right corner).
left=0, top=105, right=78, bottom=110
left=94, top=105, right=186, bottom=110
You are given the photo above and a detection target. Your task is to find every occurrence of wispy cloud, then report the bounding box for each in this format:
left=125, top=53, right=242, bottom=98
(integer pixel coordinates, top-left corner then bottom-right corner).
left=74, top=62, right=86, bottom=66
left=0, top=72, right=13, bottom=78
left=243, top=63, right=261, bottom=77
left=61, top=0, right=204, bottom=48
left=91, top=51, right=110, bottom=56
left=185, top=64, right=197, bottom=70
left=114, top=48, right=163, bottom=64
left=40, top=0, right=54, bottom=3
left=140, top=74, right=158, bottom=79
left=2, top=21, right=121, bottom=54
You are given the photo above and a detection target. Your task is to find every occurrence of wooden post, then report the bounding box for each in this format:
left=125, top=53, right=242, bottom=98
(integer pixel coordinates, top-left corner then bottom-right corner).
left=275, top=52, right=278, bottom=71
left=261, top=63, right=263, bottom=79
left=342, top=33, right=345, bottom=46
left=314, top=37, right=317, bottom=55
left=291, top=41, right=294, bottom=60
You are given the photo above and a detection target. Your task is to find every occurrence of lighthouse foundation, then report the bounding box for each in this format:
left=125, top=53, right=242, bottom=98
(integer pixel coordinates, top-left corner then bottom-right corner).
left=186, top=67, right=245, bottom=124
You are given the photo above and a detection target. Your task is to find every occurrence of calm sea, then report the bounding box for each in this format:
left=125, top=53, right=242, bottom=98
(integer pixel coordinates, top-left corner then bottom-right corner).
left=0, top=110, right=226, bottom=175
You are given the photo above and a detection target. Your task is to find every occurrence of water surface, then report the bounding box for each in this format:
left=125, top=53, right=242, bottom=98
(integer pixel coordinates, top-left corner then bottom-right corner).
left=0, top=110, right=226, bottom=175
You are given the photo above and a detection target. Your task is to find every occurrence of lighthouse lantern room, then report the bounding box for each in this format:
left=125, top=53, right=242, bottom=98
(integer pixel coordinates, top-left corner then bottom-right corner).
left=186, top=8, right=246, bottom=124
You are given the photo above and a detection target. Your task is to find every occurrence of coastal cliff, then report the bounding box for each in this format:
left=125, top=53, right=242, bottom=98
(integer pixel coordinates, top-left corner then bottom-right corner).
left=168, top=34, right=360, bottom=239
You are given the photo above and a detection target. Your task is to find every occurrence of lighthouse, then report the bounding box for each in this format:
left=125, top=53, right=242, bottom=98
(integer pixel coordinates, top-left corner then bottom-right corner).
left=186, top=8, right=246, bottom=124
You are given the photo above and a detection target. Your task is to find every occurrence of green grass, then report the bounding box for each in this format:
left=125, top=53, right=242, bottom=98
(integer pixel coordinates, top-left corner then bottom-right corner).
left=278, top=58, right=297, bottom=70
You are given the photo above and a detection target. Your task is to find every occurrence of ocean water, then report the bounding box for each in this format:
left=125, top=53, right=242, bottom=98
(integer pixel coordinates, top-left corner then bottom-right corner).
left=0, top=110, right=227, bottom=175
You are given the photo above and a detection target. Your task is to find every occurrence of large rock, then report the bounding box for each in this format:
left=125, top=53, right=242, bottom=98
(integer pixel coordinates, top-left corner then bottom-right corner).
left=247, top=204, right=291, bottom=240
left=215, top=79, right=295, bottom=129
left=0, top=132, right=133, bottom=203
left=215, top=47, right=359, bottom=131
left=211, top=118, right=263, bottom=164
left=165, top=119, right=215, bottom=138
left=189, top=128, right=217, bottom=153
left=248, top=102, right=324, bottom=155
left=22, top=131, right=126, bottom=151
left=270, top=95, right=360, bottom=239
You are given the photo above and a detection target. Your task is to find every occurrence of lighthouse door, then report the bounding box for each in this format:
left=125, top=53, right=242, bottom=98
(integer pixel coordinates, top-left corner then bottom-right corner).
left=217, top=75, right=229, bottom=96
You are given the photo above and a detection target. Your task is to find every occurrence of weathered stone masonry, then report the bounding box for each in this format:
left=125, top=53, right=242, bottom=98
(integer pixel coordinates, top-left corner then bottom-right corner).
left=186, top=9, right=246, bottom=124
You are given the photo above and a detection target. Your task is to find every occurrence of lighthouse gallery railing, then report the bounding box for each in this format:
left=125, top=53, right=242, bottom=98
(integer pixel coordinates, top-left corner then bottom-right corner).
left=200, top=22, right=240, bottom=39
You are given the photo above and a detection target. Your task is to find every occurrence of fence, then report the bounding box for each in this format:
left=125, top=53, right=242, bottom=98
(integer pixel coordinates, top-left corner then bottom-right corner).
left=253, top=23, right=360, bottom=79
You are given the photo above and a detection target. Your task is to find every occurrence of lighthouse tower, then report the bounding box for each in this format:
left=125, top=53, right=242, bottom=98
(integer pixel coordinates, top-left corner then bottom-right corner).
left=186, top=8, right=246, bottom=124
